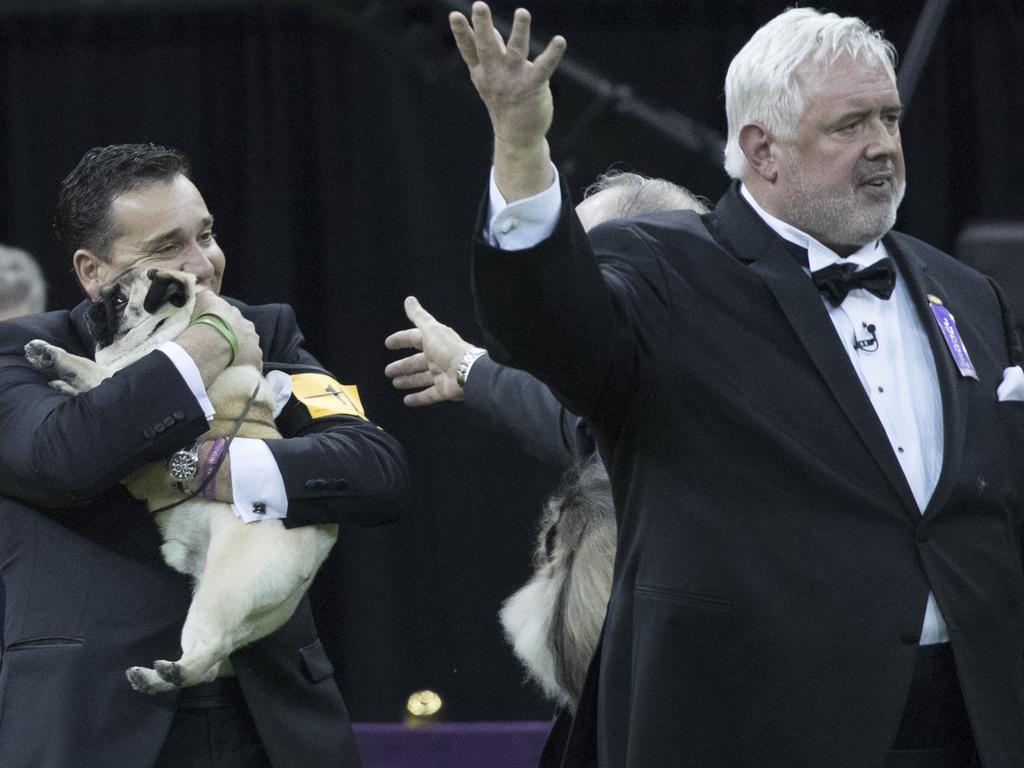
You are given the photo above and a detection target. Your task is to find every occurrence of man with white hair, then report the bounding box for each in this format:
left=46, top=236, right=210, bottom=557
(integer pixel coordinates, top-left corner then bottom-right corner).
left=450, top=3, right=1024, bottom=767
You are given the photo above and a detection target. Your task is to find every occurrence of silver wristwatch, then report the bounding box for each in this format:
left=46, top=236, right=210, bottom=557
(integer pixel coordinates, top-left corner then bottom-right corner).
left=168, top=441, right=201, bottom=493
left=455, top=348, right=486, bottom=389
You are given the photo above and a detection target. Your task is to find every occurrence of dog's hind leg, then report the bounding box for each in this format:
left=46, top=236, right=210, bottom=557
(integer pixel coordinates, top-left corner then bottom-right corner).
left=126, top=665, right=180, bottom=694
left=125, top=595, right=222, bottom=694
left=151, top=510, right=336, bottom=689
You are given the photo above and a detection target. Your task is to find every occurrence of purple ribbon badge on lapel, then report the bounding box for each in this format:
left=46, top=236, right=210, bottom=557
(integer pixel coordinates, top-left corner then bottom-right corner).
left=928, top=294, right=977, bottom=379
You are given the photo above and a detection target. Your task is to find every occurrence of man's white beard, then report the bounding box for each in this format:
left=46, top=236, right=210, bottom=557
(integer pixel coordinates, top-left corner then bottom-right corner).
left=784, top=167, right=906, bottom=250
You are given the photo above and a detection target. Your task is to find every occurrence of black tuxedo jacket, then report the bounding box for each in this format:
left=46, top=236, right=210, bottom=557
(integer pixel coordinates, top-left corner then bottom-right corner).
left=473, top=180, right=1024, bottom=767
left=463, top=352, right=594, bottom=469
left=0, top=298, right=407, bottom=768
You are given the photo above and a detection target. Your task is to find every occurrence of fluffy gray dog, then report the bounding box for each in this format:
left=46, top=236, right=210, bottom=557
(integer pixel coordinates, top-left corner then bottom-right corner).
left=500, top=455, right=615, bottom=711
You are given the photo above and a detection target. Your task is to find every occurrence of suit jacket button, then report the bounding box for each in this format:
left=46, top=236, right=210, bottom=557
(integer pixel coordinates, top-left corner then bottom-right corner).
left=163, top=416, right=176, bottom=427
left=916, top=529, right=928, bottom=543
left=173, top=410, right=185, bottom=421
left=143, top=428, right=156, bottom=439
left=153, top=422, right=165, bottom=433
left=305, top=479, right=318, bottom=490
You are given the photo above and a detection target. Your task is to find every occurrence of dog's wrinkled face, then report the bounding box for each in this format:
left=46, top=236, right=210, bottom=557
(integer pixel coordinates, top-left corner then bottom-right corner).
left=88, top=268, right=197, bottom=367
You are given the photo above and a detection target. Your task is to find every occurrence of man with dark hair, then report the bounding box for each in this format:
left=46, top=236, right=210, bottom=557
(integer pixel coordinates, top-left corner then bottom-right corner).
left=0, top=143, right=407, bottom=768
left=54, top=144, right=192, bottom=260
left=450, top=3, right=1024, bottom=767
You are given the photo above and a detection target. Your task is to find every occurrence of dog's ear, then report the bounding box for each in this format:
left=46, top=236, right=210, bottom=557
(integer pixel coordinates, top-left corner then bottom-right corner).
left=85, top=289, right=123, bottom=349
left=143, top=271, right=189, bottom=314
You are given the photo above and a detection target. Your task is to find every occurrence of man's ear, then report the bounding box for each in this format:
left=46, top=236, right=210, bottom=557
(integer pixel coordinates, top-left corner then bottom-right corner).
left=73, top=249, right=109, bottom=300
left=739, top=124, right=778, bottom=183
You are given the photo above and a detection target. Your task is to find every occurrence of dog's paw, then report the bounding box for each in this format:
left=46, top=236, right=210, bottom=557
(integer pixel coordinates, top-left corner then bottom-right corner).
left=24, top=340, right=55, bottom=370
left=154, top=660, right=185, bottom=686
left=126, top=666, right=177, bottom=694
left=49, top=380, right=81, bottom=396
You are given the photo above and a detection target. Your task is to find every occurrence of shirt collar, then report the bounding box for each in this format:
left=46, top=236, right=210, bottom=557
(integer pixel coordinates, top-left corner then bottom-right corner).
left=739, top=183, right=883, bottom=271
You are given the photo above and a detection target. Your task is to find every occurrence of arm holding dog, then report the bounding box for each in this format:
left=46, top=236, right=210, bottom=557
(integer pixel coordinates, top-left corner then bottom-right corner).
left=242, top=300, right=408, bottom=528
left=175, top=289, right=262, bottom=388
left=0, top=296, right=407, bottom=528
left=0, top=310, right=214, bottom=507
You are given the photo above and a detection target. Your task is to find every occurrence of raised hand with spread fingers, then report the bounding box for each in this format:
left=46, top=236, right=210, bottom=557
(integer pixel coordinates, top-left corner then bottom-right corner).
left=448, top=2, right=567, bottom=202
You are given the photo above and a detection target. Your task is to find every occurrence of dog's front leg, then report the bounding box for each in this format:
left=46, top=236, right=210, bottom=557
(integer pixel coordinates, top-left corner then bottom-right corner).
left=24, top=339, right=112, bottom=394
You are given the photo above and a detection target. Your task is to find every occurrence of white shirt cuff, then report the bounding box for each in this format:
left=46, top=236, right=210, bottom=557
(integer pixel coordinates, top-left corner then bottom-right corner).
left=158, top=341, right=215, bottom=421
left=265, top=369, right=293, bottom=417
left=229, top=437, right=288, bottom=523
left=486, top=164, right=562, bottom=250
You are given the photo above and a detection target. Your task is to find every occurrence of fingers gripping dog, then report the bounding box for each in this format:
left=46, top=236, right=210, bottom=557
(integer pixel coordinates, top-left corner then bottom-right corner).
left=24, top=267, right=338, bottom=694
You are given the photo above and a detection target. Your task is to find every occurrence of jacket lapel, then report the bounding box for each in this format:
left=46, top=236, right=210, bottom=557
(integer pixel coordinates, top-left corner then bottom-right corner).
left=883, top=236, right=966, bottom=519
left=711, top=184, right=919, bottom=518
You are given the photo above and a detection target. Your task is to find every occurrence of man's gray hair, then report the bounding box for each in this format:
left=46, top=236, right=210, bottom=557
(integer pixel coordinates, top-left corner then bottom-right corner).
left=723, top=7, right=897, bottom=180
left=0, top=245, right=47, bottom=316
left=584, top=170, right=709, bottom=216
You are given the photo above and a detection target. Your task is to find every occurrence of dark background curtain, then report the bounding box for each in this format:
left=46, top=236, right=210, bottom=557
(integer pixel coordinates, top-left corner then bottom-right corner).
left=0, top=0, right=1020, bottom=722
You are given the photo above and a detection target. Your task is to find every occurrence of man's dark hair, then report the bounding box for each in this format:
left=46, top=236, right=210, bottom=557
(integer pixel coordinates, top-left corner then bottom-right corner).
left=54, top=143, right=191, bottom=261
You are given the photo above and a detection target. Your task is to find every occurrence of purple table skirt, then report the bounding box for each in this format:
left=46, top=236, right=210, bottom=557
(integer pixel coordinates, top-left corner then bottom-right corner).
left=352, top=721, right=552, bottom=768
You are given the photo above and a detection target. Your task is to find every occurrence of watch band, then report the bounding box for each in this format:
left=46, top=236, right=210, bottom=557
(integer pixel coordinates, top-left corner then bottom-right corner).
left=201, top=437, right=228, bottom=501
left=455, top=348, right=486, bottom=389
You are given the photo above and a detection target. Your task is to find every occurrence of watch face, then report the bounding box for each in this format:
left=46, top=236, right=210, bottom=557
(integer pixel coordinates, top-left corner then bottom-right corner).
left=169, top=448, right=199, bottom=480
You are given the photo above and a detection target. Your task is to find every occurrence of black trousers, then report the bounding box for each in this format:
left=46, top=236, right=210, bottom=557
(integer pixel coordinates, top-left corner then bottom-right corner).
left=885, top=643, right=978, bottom=768
left=546, top=640, right=977, bottom=768
left=154, top=677, right=272, bottom=768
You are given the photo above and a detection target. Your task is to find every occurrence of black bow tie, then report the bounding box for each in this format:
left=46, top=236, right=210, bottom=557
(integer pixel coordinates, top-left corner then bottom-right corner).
left=811, top=258, right=896, bottom=307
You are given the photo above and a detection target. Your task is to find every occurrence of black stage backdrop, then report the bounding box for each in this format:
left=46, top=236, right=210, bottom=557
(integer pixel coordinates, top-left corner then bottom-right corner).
left=0, top=0, right=1021, bottom=721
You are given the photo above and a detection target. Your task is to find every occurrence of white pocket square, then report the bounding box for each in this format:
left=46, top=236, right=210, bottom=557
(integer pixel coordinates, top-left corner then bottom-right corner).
left=997, top=365, right=1024, bottom=401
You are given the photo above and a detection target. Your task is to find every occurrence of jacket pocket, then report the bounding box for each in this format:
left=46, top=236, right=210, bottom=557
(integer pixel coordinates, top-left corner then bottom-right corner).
left=5, top=637, right=83, bottom=652
left=635, top=583, right=734, bottom=610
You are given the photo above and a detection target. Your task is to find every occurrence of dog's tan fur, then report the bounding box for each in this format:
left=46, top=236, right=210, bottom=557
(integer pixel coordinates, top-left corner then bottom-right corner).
left=25, top=268, right=337, bottom=693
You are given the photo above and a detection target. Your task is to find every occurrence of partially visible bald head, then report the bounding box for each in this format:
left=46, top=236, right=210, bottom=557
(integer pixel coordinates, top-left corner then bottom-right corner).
left=575, top=171, right=708, bottom=231
left=0, top=244, right=46, bottom=320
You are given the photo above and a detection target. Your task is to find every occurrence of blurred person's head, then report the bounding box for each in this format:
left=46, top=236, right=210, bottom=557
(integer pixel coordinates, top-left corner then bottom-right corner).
left=576, top=171, right=708, bottom=231
left=0, top=244, right=47, bottom=320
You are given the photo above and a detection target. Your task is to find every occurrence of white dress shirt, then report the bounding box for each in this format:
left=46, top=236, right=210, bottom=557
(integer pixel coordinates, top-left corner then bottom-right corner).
left=487, top=170, right=949, bottom=644
left=157, top=341, right=288, bottom=522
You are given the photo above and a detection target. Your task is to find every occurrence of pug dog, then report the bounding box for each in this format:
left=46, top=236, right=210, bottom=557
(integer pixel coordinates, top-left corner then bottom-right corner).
left=24, top=267, right=338, bottom=694
left=498, top=455, right=615, bottom=712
